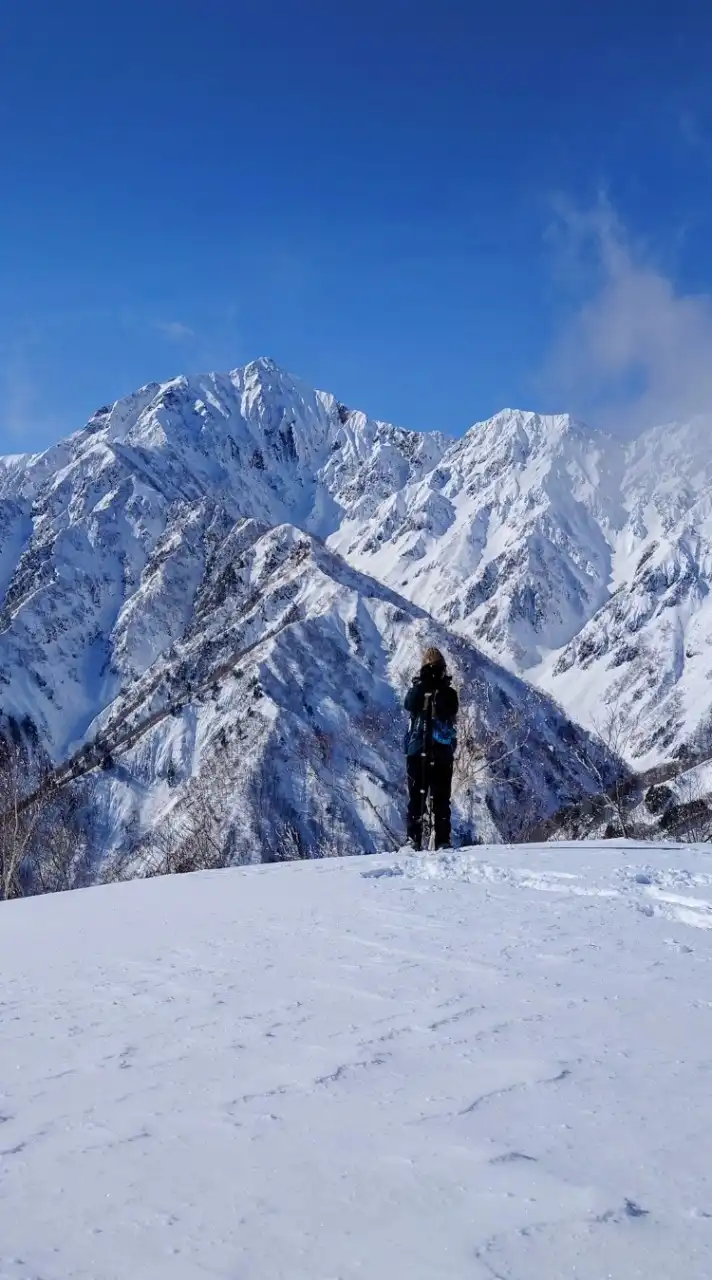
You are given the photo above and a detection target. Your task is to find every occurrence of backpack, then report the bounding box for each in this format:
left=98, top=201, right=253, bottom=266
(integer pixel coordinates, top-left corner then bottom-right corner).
left=404, top=694, right=457, bottom=757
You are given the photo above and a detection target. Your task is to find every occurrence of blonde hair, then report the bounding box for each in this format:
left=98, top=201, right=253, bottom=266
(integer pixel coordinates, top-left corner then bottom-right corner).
left=422, top=646, right=446, bottom=669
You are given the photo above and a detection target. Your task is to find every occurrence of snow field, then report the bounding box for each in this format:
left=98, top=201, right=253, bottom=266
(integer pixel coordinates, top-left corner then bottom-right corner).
left=1, top=840, right=712, bottom=1278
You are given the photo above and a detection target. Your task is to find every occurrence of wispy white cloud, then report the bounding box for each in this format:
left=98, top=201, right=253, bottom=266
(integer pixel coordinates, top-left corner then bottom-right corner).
left=544, top=194, right=712, bottom=434
left=155, top=320, right=196, bottom=342
left=154, top=309, right=248, bottom=373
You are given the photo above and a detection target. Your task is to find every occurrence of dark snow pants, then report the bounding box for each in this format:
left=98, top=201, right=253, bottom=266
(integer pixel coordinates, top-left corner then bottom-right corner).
left=406, top=749, right=453, bottom=849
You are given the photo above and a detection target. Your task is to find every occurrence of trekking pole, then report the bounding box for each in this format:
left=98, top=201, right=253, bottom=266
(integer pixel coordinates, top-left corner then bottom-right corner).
left=427, top=792, right=435, bottom=851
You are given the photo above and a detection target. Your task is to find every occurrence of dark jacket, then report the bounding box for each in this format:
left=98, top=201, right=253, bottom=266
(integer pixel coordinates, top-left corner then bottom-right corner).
left=404, top=673, right=459, bottom=757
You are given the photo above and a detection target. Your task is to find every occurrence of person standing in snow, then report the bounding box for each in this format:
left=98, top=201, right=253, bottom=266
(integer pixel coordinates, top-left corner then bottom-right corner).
left=404, top=647, right=458, bottom=850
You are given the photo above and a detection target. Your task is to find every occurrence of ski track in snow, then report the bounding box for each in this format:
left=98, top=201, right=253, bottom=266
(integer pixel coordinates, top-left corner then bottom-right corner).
left=1, top=841, right=712, bottom=1278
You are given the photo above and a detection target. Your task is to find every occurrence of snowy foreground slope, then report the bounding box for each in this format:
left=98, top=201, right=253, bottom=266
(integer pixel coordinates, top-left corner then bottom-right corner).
left=2, top=843, right=712, bottom=1279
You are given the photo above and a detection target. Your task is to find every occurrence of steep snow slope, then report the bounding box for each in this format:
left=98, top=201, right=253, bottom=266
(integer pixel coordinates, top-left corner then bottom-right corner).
left=2, top=842, right=712, bottom=1279
left=540, top=415, right=712, bottom=763
left=332, top=407, right=712, bottom=766
left=330, top=409, right=627, bottom=668
left=85, top=518, right=615, bottom=871
left=542, top=488, right=712, bottom=762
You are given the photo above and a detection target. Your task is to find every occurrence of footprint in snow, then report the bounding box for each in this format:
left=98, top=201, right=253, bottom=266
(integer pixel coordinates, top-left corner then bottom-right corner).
left=489, top=1151, right=538, bottom=1165
left=597, top=1199, right=649, bottom=1223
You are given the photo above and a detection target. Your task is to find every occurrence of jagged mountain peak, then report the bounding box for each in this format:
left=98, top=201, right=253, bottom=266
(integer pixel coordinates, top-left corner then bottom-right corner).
left=244, top=354, right=282, bottom=373
left=457, top=407, right=614, bottom=470
left=78, top=359, right=331, bottom=463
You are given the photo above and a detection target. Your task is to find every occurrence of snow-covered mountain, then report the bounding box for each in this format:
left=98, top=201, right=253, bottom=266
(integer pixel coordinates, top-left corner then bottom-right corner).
left=0, top=360, right=620, bottom=873
left=333, top=407, right=712, bottom=767
left=542, top=418, right=712, bottom=764
left=331, top=409, right=624, bottom=667
left=87, top=517, right=619, bottom=873
left=3, top=353, right=711, bottom=874
left=0, top=359, right=445, bottom=761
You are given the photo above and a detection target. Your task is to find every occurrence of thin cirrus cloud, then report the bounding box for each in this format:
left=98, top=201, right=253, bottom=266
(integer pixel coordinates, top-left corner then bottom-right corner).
left=155, top=320, right=196, bottom=342
left=153, top=311, right=246, bottom=374
left=544, top=195, right=712, bottom=437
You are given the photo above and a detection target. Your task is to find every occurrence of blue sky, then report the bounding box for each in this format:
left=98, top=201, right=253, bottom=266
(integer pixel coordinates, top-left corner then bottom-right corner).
left=2, top=0, right=712, bottom=449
